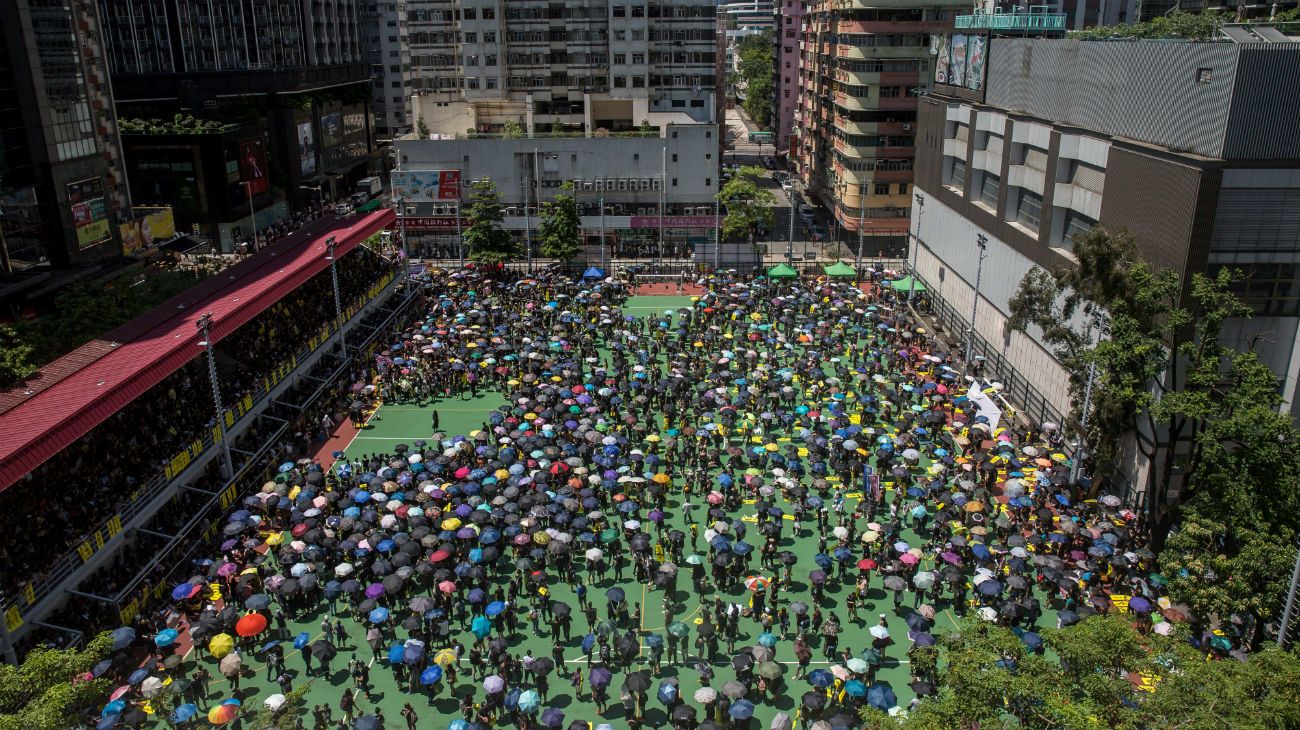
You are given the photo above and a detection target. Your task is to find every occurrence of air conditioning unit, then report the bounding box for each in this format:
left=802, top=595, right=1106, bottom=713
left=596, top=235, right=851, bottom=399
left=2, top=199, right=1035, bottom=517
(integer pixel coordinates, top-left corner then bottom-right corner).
left=505, top=206, right=518, bottom=215
left=583, top=182, right=594, bottom=191
left=638, top=207, right=651, bottom=215
left=903, top=123, right=912, bottom=131
left=641, top=179, right=651, bottom=190
left=692, top=86, right=702, bottom=96
left=651, top=179, right=661, bottom=190
left=572, top=179, right=583, bottom=188
left=617, top=179, right=628, bottom=191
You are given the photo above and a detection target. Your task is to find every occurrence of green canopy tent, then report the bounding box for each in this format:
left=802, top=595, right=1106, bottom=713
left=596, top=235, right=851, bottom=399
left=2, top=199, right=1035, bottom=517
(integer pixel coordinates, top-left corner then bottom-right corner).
left=766, top=263, right=799, bottom=279
left=356, top=199, right=383, bottom=213
left=888, top=275, right=926, bottom=293
left=823, top=261, right=857, bottom=278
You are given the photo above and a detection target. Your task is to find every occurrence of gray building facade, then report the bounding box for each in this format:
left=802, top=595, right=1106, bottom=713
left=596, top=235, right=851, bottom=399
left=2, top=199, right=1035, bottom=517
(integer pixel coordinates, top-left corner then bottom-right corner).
left=911, top=38, right=1300, bottom=432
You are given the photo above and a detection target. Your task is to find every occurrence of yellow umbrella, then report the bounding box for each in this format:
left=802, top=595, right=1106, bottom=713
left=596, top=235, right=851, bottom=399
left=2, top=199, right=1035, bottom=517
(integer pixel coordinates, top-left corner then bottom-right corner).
left=764, top=443, right=778, bottom=452
left=208, top=633, right=235, bottom=659
left=441, top=518, right=462, bottom=531
left=265, top=532, right=285, bottom=546
left=533, top=532, right=551, bottom=545
left=433, top=649, right=459, bottom=667
left=651, top=473, right=671, bottom=485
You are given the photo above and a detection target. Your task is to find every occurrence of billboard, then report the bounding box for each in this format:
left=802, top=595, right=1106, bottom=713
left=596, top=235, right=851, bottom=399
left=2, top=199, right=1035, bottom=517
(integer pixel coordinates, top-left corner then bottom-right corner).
left=239, top=139, right=268, bottom=195
left=297, top=121, right=317, bottom=177
left=68, top=178, right=110, bottom=249
left=934, top=34, right=989, bottom=95
left=321, top=112, right=343, bottom=148
left=119, top=207, right=177, bottom=254
left=630, top=215, right=715, bottom=229
left=391, top=170, right=462, bottom=202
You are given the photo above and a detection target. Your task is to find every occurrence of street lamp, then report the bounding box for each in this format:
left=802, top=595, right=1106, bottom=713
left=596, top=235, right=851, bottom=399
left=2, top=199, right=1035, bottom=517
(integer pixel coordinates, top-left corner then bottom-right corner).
left=910, top=191, right=925, bottom=304
left=965, top=233, right=988, bottom=374
left=196, top=313, right=235, bottom=478
left=242, top=181, right=258, bottom=252
left=326, top=236, right=345, bottom=353
left=1070, top=310, right=1108, bottom=485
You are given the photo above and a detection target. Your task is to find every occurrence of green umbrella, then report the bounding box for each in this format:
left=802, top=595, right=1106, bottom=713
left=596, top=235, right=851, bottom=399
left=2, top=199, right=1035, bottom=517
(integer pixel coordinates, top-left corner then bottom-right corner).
left=666, top=622, right=690, bottom=638
left=599, top=528, right=620, bottom=543
left=1209, top=635, right=1232, bottom=651
left=755, top=661, right=784, bottom=680
left=888, top=275, right=926, bottom=293
left=823, top=261, right=857, bottom=278
left=1148, top=574, right=1168, bottom=587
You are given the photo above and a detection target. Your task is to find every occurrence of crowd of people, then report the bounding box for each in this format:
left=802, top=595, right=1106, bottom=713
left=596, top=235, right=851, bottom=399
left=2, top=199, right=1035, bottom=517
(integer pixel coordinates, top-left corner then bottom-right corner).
left=86, top=265, right=1194, bottom=730
left=0, top=246, right=395, bottom=605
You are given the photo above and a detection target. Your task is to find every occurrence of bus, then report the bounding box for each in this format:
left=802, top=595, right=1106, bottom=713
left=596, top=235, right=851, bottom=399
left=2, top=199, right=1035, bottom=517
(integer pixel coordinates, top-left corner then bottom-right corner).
left=748, top=131, right=773, bottom=144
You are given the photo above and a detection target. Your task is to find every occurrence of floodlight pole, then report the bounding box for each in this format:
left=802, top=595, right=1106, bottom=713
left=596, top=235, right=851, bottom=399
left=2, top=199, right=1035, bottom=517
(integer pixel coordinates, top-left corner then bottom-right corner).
left=910, top=192, right=924, bottom=303
left=197, top=312, right=235, bottom=478
left=1070, top=311, right=1107, bottom=485
left=965, top=233, right=988, bottom=374
left=326, top=236, right=345, bottom=353
left=1280, top=542, right=1300, bottom=649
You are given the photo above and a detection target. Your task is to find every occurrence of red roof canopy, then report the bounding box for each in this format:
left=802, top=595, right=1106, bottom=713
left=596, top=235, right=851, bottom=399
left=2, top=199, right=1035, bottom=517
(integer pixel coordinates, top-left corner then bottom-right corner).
left=0, top=209, right=395, bottom=491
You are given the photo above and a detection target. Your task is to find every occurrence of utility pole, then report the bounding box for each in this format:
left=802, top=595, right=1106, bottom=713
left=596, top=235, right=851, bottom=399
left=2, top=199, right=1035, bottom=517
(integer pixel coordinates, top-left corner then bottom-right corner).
left=522, top=162, right=533, bottom=274
left=659, top=145, right=666, bottom=261
left=326, top=236, right=346, bottom=353
left=965, top=233, right=988, bottom=374
left=1280, top=542, right=1300, bottom=649
left=855, top=183, right=866, bottom=274
left=599, top=182, right=606, bottom=270
left=786, top=189, right=795, bottom=262
left=714, top=199, right=721, bottom=270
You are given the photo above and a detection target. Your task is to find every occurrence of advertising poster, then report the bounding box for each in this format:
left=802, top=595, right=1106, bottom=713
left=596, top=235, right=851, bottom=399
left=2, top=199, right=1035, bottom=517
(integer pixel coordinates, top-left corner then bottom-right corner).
left=239, top=139, right=268, bottom=196
left=298, top=121, right=317, bottom=177
left=950, top=34, right=969, bottom=89
left=392, top=171, right=463, bottom=202
left=72, top=196, right=110, bottom=248
left=119, top=207, right=177, bottom=254
left=437, top=170, right=461, bottom=199
left=321, top=112, right=343, bottom=148
left=966, top=35, right=987, bottom=92
left=934, top=35, right=951, bottom=85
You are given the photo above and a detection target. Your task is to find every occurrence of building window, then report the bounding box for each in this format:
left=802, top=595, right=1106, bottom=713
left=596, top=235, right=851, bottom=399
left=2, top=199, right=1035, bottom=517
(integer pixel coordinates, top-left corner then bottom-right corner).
left=1059, top=210, right=1095, bottom=248
left=1196, top=67, right=1212, bottom=83
left=614, top=53, right=626, bottom=65
left=874, top=182, right=890, bottom=195
left=484, top=31, right=496, bottom=43
left=978, top=173, right=999, bottom=208
left=705, top=178, right=711, bottom=186
left=672, top=178, right=678, bottom=186
left=464, top=32, right=477, bottom=43
left=1014, top=189, right=1042, bottom=230
left=948, top=158, right=966, bottom=191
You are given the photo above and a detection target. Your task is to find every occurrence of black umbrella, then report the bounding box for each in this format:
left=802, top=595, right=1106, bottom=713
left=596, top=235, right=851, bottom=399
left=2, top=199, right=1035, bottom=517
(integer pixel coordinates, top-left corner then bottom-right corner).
left=623, top=670, right=651, bottom=693
left=530, top=657, right=555, bottom=675
left=311, top=640, right=337, bottom=660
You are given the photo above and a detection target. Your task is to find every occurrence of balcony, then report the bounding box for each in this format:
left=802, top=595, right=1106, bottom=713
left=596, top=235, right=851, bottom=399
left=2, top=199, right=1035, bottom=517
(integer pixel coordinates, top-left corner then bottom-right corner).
left=955, top=8, right=1067, bottom=33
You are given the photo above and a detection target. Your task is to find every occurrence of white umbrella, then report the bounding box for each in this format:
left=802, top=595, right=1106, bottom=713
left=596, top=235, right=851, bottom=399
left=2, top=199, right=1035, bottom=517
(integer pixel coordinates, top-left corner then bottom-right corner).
left=585, top=548, right=604, bottom=561
left=832, top=526, right=849, bottom=539
left=335, top=563, right=354, bottom=577
left=694, top=686, right=719, bottom=703
left=869, top=625, right=890, bottom=640
left=902, top=448, right=921, bottom=461
left=977, top=606, right=998, bottom=622
left=913, top=571, right=936, bottom=590
left=623, top=520, right=641, bottom=530
left=264, top=693, right=287, bottom=709
left=140, top=677, right=164, bottom=698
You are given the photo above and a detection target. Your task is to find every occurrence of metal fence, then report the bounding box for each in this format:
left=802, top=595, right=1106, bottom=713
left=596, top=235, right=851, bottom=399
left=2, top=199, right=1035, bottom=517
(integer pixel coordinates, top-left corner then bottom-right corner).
left=1, top=270, right=401, bottom=628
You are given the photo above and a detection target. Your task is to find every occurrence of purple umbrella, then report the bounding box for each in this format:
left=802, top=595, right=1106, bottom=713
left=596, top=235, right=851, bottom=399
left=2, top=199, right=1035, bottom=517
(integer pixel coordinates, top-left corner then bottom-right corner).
left=1129, top=596, right=1152, bottom=613
left=365, top=583, right=385, bottom=599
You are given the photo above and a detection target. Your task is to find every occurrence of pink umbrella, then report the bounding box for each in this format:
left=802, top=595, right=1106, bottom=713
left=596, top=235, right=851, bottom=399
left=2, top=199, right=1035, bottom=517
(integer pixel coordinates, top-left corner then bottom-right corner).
left=217, top=562, right=239, bottom=577
left=110, top=685, right=131, bottom=700
left=899, top=553, right=920, bottom=566
left=437, top=581, right=457, bottom=594
left=707, top=492, right=724, bottom=505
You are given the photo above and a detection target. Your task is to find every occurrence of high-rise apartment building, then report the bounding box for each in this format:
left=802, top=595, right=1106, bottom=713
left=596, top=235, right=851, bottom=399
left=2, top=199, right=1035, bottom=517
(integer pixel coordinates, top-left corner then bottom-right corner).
left=0, top=0, right=129, bottom=278
left=364, top=1, right=412, bottom=140
left=772, top=0, right=804, bottom=157
left=792, top=0, right=963, bottom=257
left=408, top=0, right=721, bottom=137
left=96, top=0, right=376, bottom=244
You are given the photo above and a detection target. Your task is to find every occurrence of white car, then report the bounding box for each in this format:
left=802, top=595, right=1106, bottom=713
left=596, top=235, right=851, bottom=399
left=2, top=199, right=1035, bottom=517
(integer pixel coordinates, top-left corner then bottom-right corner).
left=334, top=202, right=355, bottom=216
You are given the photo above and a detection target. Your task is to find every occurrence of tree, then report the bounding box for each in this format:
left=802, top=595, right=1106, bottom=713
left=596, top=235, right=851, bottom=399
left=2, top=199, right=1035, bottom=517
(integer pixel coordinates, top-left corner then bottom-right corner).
left=716, top=166, right=774, bottom=245
left=1069, top=10, right=1226, bottom=40
left=502, top=120, right=525, bottom=139
left=416, top=115, right=430, bottom=138
left=538, top=182, right=582, bottom=262
left=462, top=179, right=519, bottom=265
left=639, top=119, right=655, bottom=135
left=0, top=324, right=37, bottom=388
left=735, top=30, right=775, bottom=129
left=245, top=680, right=313, bottom=730
left=0, top=631, right=113, bottom=730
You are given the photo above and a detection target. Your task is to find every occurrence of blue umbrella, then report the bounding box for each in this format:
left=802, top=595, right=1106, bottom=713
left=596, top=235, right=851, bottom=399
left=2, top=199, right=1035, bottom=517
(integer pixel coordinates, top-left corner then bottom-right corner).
left=844, top=679, right=866, bottom=697
left=127, top=668, right=149, bottom=685
left=421, top=666, right=443, bottom=685
left=729, top=699, right=756, bottom=719
left=110, top=627, right=136, bottom=651
left=1020, top=632, right=1044, bottom=651
left=102, top=700, right=127, bottom=717
left=518, top=689, right=541, bottom=712
left=540, top=707, right=565, bottom=727
left=387, top=644, right=405, bottom=664
left=172, top=703, right=198, bottom=722
left=96, top=715, right=119, bottom=730
left=170, top=583, right=196, bottom=601
left=154, top=629, right=179, bottom=647
left=369, top=607, right=391, bottom=623
left=448, top=721, right=469, bottom=730
left=581, top=633, right=597, bottom=652
left=471, top=616, right=492, bottom=639
left=485, top=601, right=506, bottom=617
left=808, top=669, right=833, bottom=688
left=278, top=461, right=295, bottom=473
left=867, top=683, right=897, bottom=711
left=403, top=642, right=426, bottom=665
left=757, top=632, right=777, bottom=647
left=657, top=679, right=679, bottom=704
left=293, top=631, right=311, bottom=649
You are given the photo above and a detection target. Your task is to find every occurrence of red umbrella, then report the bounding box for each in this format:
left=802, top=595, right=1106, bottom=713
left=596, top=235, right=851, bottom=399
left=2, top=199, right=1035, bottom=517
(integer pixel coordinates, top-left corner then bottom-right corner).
left=857, top=559, right=877, bottom=571
left=429, top=549, right=452, bottom=563
left=235, top=613, right=267, bottom=637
